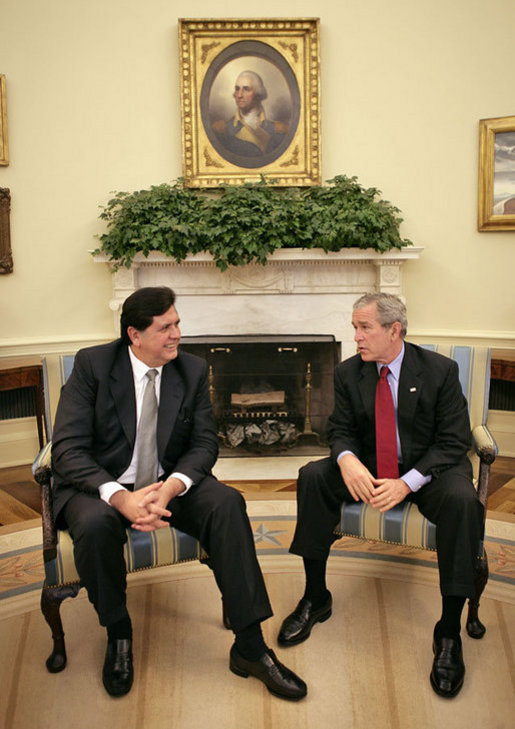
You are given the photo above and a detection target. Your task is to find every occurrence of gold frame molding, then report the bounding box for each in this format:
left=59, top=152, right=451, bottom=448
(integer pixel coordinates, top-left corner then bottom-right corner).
left=0, top=75, right=8, bottom=166
left=178, top=18, right=320, bottom=187
left=478, top=115, right=515, bottom=231
left=0, top=188, right=13, bottom=274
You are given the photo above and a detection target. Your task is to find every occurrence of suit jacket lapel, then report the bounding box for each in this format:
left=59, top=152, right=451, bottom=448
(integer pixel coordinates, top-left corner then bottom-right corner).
left=109, top=346, right=137, bottom=447
left=157, top=361, right=184, bottom=458
left=358, top=361, right=378, bottom=424
left=398, top=343, right=423, bottom=466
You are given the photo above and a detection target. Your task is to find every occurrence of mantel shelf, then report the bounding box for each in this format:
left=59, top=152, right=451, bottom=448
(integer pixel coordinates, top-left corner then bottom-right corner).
left=93, top=246, right=423, bottom=268
left=93, top=246, right=422, bottom=361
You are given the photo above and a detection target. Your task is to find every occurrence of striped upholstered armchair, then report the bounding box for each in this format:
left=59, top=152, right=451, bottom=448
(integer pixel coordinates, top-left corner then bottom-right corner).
left=333, top=345, right=497, bottom=639
left=33, top=354, right=213, bottom=674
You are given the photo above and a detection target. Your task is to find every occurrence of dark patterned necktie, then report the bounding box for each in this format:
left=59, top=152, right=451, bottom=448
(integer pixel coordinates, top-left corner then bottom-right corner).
left=134, top=369, right=158, bottom=489
left=375, top=366, right=399, bottom=478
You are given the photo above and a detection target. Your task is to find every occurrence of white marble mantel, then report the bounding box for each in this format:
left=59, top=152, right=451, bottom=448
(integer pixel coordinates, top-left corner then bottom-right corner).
left=94, top=247, right=422, bottom=360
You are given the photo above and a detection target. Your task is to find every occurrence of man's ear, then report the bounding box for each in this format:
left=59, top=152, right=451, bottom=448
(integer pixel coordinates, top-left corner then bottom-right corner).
left=391, top=321, right=402, bottom=339
left=127, top=326, right=140, bottom=347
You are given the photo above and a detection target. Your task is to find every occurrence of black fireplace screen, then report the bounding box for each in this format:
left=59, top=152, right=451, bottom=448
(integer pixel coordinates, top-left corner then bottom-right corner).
left=180, top=335, right=340, bottom=455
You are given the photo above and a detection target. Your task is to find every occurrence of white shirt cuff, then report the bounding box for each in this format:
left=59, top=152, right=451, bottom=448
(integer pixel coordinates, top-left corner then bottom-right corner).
left=337, top=450, right=355, bottom=463
left=401, top=469, right=432, bottom=493
left=99, top=482, right=128, bottom=504
left=168, top=472, right=193, bottom=495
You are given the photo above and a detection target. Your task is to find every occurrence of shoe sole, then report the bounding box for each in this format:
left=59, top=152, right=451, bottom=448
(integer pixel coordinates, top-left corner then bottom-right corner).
left=277, top=607, right=332, bottom=647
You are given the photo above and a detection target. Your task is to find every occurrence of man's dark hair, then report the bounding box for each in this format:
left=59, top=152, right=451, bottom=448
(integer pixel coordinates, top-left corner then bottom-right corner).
left=120, top=286, right=176, bottom=344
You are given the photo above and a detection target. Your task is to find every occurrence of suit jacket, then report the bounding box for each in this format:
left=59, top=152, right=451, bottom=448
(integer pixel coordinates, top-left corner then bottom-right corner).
left=51, top=340, right=218, bottom=519
left=327, top=342, right=472, bottom=480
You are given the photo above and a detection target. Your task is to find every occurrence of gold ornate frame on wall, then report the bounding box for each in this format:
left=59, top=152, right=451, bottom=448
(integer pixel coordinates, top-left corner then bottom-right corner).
left=478, top=115, right=515, bottom=231
left=0, top=75, right=9, bottom=166
left=179, top=18, right=320, bottom=187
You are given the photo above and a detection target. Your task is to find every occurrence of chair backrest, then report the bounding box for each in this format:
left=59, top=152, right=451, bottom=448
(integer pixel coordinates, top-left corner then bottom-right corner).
left=41, top=346, right=492, bottom=437
left=42, top=354, right=76, bottom=439
left=419, top=344, right=491, bottom=429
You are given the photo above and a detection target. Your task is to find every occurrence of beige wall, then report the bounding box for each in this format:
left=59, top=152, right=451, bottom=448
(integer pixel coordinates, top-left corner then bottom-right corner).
left=1, top=0, right=514, bottom=350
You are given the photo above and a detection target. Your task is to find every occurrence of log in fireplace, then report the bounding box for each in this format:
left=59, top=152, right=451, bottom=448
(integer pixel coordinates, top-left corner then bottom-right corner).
left=180, top=335, right=340, bottom=456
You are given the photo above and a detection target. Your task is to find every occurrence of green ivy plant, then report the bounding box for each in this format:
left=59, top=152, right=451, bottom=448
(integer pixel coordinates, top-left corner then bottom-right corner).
left=93, top=175, right=412, bottom=271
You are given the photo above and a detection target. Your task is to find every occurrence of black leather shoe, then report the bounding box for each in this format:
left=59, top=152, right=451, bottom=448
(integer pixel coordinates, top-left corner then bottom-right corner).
left=102, top=639, right=134, bottom=697
left=230, top=645, right=307, bottom=701
left=278, top=593, right=332, bottom=646
left=430, top=633, right=465, bottom=698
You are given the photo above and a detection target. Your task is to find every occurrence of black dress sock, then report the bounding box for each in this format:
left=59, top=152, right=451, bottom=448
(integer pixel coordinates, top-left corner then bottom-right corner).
left=302, top=557, right=330, bottom=607
left=107, top=615, right=133, bottom=642
left=234, top=621, right=267, bottom=662
left=437, top=596, right=466, bottom=639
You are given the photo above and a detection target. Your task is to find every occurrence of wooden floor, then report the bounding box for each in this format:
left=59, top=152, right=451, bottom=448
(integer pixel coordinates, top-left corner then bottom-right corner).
left=1, top=562, right=514, bottom=729
left=1, top=459, right=514, bottom=728
left=1, top=456, right=514, bottom=526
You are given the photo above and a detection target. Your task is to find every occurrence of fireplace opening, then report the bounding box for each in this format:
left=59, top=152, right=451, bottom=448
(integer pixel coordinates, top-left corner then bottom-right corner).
left=180, top=335, right=340, bottom=457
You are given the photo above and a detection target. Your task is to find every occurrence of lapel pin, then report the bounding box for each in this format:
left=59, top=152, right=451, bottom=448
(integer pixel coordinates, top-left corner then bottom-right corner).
left=410, top=387, right=417, bottom=392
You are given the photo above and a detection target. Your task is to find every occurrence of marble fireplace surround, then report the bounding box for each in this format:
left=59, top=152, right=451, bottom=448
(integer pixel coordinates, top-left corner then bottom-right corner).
left=95, top=247, right=422, bottom=480
left=95, top=247, right=422, bottom=363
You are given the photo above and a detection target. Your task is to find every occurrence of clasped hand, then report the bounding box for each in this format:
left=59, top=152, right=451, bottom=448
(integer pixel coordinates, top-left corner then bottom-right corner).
left=110, top=479, right=185, bottom=531
left=338, top=454, right=410, bottom=512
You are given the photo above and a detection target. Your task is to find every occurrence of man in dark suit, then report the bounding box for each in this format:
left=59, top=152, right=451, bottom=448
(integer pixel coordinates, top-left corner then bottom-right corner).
left=51, top=286, right=306, bottom=701
left=277, top=293, right=484, bottom=698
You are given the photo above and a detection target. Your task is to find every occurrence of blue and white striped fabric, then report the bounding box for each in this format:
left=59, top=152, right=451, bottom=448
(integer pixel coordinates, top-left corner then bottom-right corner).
left=334, top=344, right=494, bottom=549
left=44, top=525, right=204, bottom=587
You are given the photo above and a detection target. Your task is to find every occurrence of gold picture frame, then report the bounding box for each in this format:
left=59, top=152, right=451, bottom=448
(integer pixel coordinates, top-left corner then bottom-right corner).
left=0, top=75, right=9, bottom=166
left=478, top=115, right=515, bottom=231
left=178, top=18, right=321, bottom=187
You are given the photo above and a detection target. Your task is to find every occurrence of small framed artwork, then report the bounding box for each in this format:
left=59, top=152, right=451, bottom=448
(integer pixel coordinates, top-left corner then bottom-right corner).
left=0, top=188, right=13, bottom=274
left=478, top=115, right=515, bottom=231
left=0, top=75, right=8, bottom=166
left=178, top=18, right=321, bottom=187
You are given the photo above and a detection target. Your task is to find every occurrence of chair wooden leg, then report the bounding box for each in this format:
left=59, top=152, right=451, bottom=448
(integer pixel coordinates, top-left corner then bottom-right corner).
left=41, top=583, right=81, bottom=672
left=466, top=550, right=488, bottom=639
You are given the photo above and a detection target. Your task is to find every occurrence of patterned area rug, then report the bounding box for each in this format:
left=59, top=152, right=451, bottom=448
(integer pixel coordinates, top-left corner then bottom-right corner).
left=1, top=502, right=514, bottom=606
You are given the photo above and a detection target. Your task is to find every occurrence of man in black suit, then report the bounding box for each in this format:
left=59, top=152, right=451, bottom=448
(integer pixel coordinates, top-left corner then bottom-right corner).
left=278, top=293, right=483, bottom=698
left=51, top=286, right=306, bottom=700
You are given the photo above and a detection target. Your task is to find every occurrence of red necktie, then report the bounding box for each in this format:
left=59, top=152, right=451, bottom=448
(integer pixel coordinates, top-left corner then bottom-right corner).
left=375, top=366, right=399, bottom=478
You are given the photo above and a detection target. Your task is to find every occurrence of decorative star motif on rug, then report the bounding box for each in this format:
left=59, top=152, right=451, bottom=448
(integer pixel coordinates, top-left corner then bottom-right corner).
left=252, top=523, right=287, bottom=545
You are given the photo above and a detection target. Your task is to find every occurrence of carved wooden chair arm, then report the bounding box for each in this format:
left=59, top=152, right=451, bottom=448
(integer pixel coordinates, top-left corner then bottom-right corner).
left=34, top=464, right=58, bottom=557
left=472, top=425, right=498, bottom=465
left=471, top=425, right=498, bottom=509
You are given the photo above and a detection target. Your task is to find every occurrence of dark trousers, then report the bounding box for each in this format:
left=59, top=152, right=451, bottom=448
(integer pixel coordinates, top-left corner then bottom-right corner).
left=63, top=476, right=272, bottom=633
left=289, top=457, right=484, bottom=598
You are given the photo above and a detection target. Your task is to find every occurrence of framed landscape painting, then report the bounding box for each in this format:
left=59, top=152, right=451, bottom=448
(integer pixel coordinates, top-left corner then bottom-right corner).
left=478, top=115, right=515, bottom=231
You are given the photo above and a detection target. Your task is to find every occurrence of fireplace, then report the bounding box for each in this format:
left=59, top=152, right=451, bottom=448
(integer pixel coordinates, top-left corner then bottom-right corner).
left=94, top=248, right=421, bottom=465
left=181, top=334, right=340, bottom=456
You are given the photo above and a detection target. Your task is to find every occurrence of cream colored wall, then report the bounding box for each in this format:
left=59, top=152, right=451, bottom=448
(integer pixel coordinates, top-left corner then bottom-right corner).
left=0, top=0, right=514, bottom=349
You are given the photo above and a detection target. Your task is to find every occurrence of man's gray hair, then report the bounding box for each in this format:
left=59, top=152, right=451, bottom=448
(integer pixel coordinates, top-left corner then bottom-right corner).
left=236, top=71, right=268, bottom=101
left=353, top=292, right=408, bottom=338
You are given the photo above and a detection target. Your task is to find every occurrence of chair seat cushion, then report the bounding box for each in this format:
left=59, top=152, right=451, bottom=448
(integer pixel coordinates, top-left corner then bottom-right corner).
left=333, top=501, right=436, bottom=551
left=44, top=525, right=204, bottom=587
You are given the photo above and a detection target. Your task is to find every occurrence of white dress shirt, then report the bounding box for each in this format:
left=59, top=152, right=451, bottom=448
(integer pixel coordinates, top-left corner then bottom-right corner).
left=98, top=347, right=193, bottom=504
